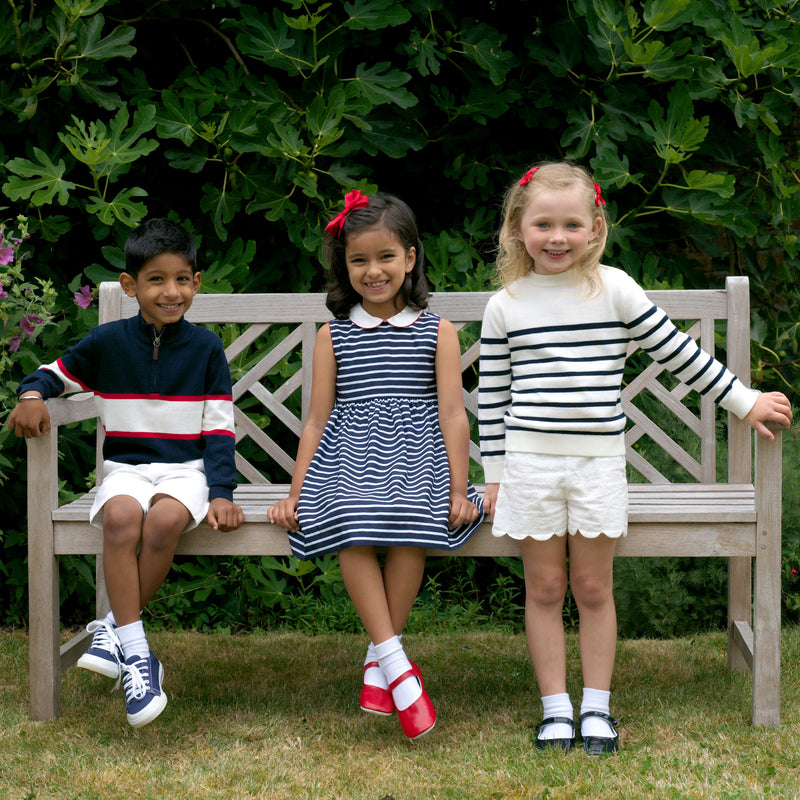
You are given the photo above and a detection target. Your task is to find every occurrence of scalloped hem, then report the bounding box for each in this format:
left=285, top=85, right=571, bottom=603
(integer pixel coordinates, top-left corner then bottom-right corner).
left=491, top=528, right=627, bottom=542
left=568, top=527, right=627, bottom=540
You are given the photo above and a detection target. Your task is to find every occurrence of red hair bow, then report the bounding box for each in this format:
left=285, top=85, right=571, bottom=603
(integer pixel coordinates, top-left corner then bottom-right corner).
left=519, top=167, right=539, bottom=186
left=593, top=182, right=606, bottom=207
left=325, top=190, right=370, bottom=237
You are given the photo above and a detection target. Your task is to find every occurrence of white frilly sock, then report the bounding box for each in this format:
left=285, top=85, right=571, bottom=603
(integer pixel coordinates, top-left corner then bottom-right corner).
left=374, top=635, right=421, bottom=711
left=363, top=641, right=389, bottom=690
left=539, top=692, right=574, bottom=740
left=580, top=687, right=614, bottom=738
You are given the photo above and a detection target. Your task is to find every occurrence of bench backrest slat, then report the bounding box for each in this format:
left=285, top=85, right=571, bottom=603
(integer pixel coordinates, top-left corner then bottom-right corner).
left=95, top=278, right=752, bottom=488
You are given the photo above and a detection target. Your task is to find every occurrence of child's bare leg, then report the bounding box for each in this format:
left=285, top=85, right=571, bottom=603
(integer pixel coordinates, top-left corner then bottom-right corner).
left=101, top=495, right=146, bottom=626
left=137, top=494, right=189, bottom=608
left=568, top=533, right=617, bottom=691
left=522, top=535, right=574, bottom=745
left=521, top=535, right=569, bottom=695
left=383, top=546, right=426, bottom=634
left=569, top=532, right=618, bottom=745
left=339, top=545, right=394, bottom=643
left=340, top=545, right=427, bottom=725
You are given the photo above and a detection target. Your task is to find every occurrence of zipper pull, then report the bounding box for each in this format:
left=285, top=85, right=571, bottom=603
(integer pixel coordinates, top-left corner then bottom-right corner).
left=153, top=332, right=162, bottom=361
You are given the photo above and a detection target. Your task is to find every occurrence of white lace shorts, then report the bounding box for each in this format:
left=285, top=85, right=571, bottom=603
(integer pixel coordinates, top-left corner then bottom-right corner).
left=492, top=452, right=628, bottom=541
left=89, top=459, right=209, bottom=532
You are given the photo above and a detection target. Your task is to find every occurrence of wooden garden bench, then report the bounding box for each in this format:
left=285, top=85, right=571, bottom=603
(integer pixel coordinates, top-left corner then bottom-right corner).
left=26, top=277, right=783, bottom=726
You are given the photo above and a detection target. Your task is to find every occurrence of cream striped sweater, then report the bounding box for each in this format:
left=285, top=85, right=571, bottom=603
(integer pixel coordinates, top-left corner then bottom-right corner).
left=478, top=266, right=758, bottom=483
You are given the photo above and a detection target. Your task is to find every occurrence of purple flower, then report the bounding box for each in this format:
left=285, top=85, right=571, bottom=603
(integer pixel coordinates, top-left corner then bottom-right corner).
left=8, top=334, right=22, bottom=352
left=74, top=285, right=94, bottom=309
left=20, top=314, right=42, bottom=336
left=0, top=244, right=13, bottom=265
left=0, top=279, right=7, bottom=300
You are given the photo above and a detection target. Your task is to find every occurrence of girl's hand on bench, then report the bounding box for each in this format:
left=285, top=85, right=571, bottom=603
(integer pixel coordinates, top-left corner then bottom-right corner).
left=448, top=492, right=480, bottom=529
left=268, top=497, right=300, bottom=532
left=745, top=391, right=793, bottom=440
left=7, top=395, right=51, bottom=438
left=207, top=498, right=244, bottom=532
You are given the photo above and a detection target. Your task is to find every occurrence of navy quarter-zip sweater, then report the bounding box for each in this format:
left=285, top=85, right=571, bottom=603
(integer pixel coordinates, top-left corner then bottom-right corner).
left=18, top=311, right=237, bottom=502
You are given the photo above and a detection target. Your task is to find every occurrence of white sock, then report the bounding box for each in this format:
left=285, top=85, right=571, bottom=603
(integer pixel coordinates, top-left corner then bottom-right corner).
left=363, top=642, right=388, bottom=690
left=539, top=693, right=574, bottom=740
left=116, top=620, right=149, bottom=661
left=580, top=687, right=614, bottom=738
left=374, top=635, right=421, bottom=711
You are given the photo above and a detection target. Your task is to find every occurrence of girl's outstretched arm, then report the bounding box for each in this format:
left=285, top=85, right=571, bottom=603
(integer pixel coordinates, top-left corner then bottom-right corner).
left=268, top=324, right=337, bottom=532
left=435, top=318, right=480, bottom=529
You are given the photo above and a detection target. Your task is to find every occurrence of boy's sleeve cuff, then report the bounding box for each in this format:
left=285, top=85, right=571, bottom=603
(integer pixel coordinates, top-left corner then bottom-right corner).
left=208, top=486, right=235, bottom=503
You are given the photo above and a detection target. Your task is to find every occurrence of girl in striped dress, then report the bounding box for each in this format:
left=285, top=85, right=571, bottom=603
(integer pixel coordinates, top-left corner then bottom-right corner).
left=269, top=191, right=484, bottom=739
left=479, top=161, right=791, bottom=754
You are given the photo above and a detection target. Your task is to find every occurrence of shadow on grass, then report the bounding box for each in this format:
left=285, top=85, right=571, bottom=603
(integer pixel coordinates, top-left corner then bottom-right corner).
left=47, top=628, right=756, bottom=745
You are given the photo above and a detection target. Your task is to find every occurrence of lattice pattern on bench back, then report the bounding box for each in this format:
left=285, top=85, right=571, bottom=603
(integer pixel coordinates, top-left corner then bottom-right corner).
left=100, top=279, right=751, bottom=489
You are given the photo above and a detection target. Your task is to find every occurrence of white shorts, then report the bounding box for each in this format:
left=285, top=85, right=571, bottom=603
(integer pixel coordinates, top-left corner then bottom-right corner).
left=89, top=459, right=209, bottom=532
left=492, top=452, right=628, bottom=541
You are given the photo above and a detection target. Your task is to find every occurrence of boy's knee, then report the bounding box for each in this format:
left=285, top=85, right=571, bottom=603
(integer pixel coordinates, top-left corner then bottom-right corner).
left=102, top=496, right=144, bottom=544
left=144, top=496, right=190, bottom=547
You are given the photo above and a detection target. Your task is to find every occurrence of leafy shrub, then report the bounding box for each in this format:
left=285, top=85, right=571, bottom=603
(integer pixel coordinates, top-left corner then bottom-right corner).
left=1, top=0, right=798, bottom=633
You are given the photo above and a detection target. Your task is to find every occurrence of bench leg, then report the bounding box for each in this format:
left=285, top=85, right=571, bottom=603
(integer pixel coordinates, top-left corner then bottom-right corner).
left=27, top=434, right=61, bottom=720
left=727, top=556, right=752, bottom=674
left=752, top=528, right=781, bottom=727
left=96, top=553, right=110, bottom=619
left=752, top=431, right=782, bottom=728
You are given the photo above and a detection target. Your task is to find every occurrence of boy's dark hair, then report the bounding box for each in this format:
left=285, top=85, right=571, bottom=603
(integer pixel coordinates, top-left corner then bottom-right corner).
left=324, top=194, right=430, bottom=319
left=124, top=218, right=198, bottom=277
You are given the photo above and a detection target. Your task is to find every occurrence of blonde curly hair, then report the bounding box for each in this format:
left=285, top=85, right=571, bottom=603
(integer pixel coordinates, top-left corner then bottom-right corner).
left=495, top=161, right=609, bottom=291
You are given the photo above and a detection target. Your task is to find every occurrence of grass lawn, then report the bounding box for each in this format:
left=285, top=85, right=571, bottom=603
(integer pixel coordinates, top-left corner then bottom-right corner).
left=3, top=627, right=800, bottom=799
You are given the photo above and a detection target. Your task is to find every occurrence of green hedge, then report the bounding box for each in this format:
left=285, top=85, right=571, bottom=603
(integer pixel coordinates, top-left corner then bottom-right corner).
left=1, top=0, right=798, bottom=634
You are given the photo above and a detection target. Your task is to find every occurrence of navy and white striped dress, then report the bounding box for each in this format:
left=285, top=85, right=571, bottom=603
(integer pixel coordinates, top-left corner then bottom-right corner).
left=289, top=304, right=484, bottom=560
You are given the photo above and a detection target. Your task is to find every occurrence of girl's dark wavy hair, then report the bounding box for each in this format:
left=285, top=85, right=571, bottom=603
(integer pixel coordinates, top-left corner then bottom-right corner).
left=324, top=194, right=430, bottom=319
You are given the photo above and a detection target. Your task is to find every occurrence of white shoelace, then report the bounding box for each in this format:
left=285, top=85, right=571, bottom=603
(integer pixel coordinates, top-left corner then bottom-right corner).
left=118, top=656, right=151, bottom=700
left=85, top=619, right=121, bottom=654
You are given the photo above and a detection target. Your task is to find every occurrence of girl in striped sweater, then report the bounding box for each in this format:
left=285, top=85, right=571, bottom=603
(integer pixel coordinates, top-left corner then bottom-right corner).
left=478, top=161, right=791, bottom=754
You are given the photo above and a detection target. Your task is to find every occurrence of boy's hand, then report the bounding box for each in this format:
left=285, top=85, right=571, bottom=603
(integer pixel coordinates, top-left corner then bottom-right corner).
left=207, top=498, right=244, bottom=532
left=268, top=497, right=300, bottom=532
left=448, top=491, right=480, bottom=529
left=744, top=391, right=793, bottom=440
left=7, top=395, right=51, bottom=438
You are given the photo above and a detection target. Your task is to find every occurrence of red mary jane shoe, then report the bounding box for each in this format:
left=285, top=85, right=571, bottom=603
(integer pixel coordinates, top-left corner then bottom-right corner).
left=359, top=660, right=424, bottom=717
left=389, top=667, right=436, bottom=740
left=360, top=661, right=393, bottom=716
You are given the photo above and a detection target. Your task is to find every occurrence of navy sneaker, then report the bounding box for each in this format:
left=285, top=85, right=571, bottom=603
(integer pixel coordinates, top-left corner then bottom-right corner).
left=120, top=650, right=167, bottom=727
left=77, top=618, right=122, bottom=679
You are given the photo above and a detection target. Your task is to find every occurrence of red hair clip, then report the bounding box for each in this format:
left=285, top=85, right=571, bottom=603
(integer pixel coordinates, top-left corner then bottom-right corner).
left=519, top=167, right=539, bottom=187
left=325, top=190, right=370, bottom=237
left=593, top=182, right=606, bottom=207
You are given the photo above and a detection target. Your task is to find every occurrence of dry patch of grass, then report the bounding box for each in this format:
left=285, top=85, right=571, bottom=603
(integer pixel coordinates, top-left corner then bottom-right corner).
left=2, top=628, right=800, bottom=799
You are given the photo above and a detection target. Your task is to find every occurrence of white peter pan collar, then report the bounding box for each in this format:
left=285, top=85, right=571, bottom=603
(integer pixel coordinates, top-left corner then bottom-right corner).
left=348, top=304, right=423, bottom=329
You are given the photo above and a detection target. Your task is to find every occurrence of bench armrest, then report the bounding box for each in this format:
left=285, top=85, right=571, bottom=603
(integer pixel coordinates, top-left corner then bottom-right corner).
left=754, top=422, right=783, bottom=510
left=45, top=393, right=98, bottom=426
